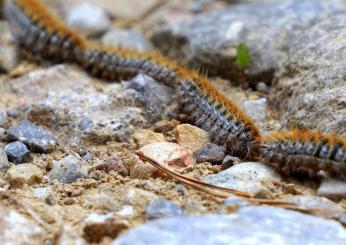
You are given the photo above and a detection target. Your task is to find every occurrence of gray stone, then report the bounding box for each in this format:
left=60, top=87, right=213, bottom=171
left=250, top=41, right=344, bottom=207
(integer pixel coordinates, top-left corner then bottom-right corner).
left=240, top=98, right=266, bottom=126
left=317, top=179, right=346, bottom=200
left=6, top=119, right=59, bottom=153
left=0, top=21, right=19, bottom=72
left=113, top=206, right=346, bottom=245
left=66, top=2, right=111, bottom=36
left=0, top=148, right=10, bottom=171
left=48, top=155, right=87, bottom=184
left=221, top=155, right=240, bottom=169
left=203, top=162, right=282, bottom=195
left=194, top=143, right=225, bottom=164
left=146, top=198, right=183, bottom=220
left=0, top=111, right=7, bottom=126
left=270, top=11, right=346, bottom=133
left=125, top=74, right=174, bottom=123
left=102, top=28, right=152, bottom=52
left=151, top=0, right=345, bottom=83
left=4, top=141, right=32, bottom=164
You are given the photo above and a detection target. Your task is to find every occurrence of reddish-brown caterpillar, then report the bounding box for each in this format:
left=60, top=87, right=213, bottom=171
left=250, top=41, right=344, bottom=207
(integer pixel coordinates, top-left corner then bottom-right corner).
left=262, top=129, right=346, bottom=179
left=4, top=0, right=346, bottom=178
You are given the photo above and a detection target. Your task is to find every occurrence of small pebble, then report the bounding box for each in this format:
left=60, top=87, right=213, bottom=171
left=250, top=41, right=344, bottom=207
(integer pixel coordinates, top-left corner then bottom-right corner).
left=45, top=195, right=57, bottom=206
left=146, top=198, right=183, bottom=220
left=136, top=142, right=194, bottom=173
left=203, top=162, right=282, bottom=195
left=4, top=141, right=33, bottom=164
left=256, top=82, right=269, bottom=93
left=175, top=124, right=210, bottom=152
left=48, top=155, right=87, bottom=184
left=91, top=155, right=128, bottom=176
left=0, top=148, right=10, bottom=171
left=67, top=2, right=111, bottom=36
left=194, top=143, right=225, bottom=164
left=7, top=163, right=43, bottom=186
left=132, top=129, right=165, bottom=148
left=64, top=198, right=76, bottom=205
left=6, top=119, right=58, bottom=153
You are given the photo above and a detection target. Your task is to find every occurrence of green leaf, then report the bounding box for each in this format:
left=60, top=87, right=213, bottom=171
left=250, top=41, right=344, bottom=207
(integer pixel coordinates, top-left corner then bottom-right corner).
left=236, top=43, right=250, bottom=70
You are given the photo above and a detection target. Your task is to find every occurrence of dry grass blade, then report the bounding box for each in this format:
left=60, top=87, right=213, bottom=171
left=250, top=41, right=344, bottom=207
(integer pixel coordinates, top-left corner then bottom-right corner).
left=136, top=151, right=302, bottom=209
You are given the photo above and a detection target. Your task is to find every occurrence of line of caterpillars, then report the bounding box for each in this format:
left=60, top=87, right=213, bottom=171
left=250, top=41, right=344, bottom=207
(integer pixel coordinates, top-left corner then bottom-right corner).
left=3, top=0, right=346, bottom=179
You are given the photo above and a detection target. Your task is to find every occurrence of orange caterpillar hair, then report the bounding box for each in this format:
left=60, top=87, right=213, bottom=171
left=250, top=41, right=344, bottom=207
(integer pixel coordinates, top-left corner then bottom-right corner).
left=262, top=129, right=346, bottom=179
left=4, top=0, right=262, bottom=160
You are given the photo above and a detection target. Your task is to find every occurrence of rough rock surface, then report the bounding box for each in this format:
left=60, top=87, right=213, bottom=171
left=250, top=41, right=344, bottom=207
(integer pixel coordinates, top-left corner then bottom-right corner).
left=151, top=0, right=345, bottom=83
left=0, top=205, right=43, bottom=243
left=6, top=119, right=59, bottom=153
left=114, top=206, right=346, bottom=245
left=270, top=12, right=346, bottom=133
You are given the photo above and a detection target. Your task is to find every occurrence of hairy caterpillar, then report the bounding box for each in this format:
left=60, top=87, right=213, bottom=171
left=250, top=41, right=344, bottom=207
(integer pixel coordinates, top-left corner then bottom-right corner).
left=262, top=129, right=346, bottom=179
left=4, top=0, right=262, bottom=160
left=3, top=0, right=346, bottom=177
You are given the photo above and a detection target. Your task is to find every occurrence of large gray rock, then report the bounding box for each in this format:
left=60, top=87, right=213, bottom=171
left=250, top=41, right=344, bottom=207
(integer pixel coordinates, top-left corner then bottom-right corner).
left=113, top=206, right=346, bottom=245
left=151, top=0, right=345, bottom=83
left=270, top=13, right=346, bottom=133
left=6, top=119, right=59, bottom=153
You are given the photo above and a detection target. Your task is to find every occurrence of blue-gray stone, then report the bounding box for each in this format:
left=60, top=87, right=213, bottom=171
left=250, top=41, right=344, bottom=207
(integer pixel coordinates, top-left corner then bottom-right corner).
left=4, top=141, right=32, bottom=164
left=114, top=206, right=346, bottom=245
left=146, top=198, right=183, bottom=220
left=6, top=119, right=58, bottom=153
left=48, top=155, right=87, bottom=184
